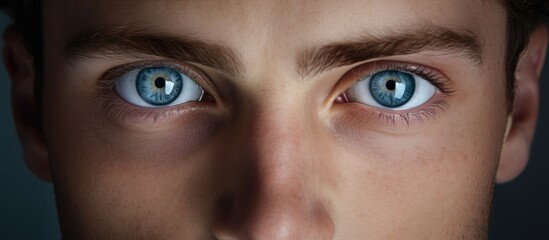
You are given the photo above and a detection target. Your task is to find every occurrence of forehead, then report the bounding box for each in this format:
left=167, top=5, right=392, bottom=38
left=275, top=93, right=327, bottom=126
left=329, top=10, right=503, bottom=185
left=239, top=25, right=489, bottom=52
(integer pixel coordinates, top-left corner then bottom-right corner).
left=43, top=0, right=507, bottom=84
left=46, top=0, right=504, bottom=40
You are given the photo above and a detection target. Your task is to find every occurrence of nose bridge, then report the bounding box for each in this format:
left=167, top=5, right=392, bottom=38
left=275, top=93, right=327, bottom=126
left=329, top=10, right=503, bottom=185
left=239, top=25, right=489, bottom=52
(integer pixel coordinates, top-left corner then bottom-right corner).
left=245, top=93, right=312, bottom=215
left=249, top=95, right=307, bottom=170
left=213, top=90, right=335, bottom=239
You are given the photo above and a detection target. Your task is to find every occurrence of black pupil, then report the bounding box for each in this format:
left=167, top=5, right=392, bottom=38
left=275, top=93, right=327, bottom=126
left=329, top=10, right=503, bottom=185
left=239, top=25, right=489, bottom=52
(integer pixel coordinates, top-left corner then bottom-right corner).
left=386, top=80, right=396, bottom=90
left=154, top=77, right=166, bottom=88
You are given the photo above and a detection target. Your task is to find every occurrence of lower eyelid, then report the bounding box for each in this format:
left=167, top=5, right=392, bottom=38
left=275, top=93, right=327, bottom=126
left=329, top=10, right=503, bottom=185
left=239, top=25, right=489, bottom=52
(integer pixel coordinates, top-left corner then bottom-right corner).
left=93, top=84, right=218, bottom=127
left=332, top=95, right=449, bottom=131
left=375, top=100, right=448, bottom=126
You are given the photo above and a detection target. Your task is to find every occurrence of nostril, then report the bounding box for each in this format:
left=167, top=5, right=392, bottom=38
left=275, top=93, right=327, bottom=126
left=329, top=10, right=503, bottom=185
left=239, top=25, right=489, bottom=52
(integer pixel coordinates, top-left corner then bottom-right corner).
left=216, top=193, right=234, bottom=219
left=240, top=201, right=336, bottom=240
left=213, top=193, right=336, bottom=240
left=214, top=192, right=253, bottom=240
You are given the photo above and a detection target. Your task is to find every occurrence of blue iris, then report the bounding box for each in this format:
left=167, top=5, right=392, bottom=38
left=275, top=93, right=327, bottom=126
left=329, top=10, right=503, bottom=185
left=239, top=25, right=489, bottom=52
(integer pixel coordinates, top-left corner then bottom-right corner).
left=369, top=70, right=415, bottom=108
left=136, top=67, right=183, bottom=106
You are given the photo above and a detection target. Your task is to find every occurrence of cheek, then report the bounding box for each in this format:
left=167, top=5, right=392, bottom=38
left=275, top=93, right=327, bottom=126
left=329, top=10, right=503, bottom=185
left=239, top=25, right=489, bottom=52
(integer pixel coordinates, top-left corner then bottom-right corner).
left=41, top=62, right=226, bottom=237
left=43, top=107, right=225, bottom=237
left=329, top=82, right=507, bottom=236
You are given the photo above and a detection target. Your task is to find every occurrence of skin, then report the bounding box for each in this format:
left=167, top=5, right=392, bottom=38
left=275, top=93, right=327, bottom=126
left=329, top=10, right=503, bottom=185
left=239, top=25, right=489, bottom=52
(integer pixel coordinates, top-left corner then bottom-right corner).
left=3, top=0, right=548, bottom=239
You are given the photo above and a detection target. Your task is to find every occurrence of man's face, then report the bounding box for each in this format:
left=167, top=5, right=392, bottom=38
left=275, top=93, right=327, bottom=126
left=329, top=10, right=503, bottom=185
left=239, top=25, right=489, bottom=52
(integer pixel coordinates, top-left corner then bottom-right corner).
left=41, top=0, right=509, bottom=239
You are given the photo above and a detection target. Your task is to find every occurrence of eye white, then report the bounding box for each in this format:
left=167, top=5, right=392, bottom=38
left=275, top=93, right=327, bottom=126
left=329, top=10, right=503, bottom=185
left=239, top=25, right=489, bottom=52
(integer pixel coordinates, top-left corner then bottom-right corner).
left=346, top=72, right=436, bottom=110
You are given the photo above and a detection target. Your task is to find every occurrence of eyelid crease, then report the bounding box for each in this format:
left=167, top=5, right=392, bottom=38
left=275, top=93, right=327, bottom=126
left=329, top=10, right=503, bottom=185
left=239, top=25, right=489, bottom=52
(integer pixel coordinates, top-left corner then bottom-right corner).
left=297, top=26, right=482, bottom=78
left=64, top=25, right=245, bottom=79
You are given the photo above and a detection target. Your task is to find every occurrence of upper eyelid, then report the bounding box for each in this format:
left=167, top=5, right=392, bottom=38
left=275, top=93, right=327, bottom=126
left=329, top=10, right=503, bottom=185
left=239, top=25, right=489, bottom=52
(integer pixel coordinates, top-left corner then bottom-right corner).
left=102, top=61, right=200, bottom=83
left=99, top=60, right=216, bottom=94
left=100, top=60, right=454, bottom=104
left=346, top=60, right=456, bottom=95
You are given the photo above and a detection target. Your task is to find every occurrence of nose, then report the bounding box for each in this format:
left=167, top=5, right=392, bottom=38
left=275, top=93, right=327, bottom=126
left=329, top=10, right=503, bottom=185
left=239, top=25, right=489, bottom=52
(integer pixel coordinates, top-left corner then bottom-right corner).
left=213, top=101, right=335, bottom=240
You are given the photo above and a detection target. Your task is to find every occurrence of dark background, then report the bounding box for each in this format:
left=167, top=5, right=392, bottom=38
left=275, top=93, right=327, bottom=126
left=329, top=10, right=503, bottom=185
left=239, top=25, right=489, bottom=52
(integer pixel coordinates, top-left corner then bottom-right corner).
left=0, top=13, right=547, bottom=240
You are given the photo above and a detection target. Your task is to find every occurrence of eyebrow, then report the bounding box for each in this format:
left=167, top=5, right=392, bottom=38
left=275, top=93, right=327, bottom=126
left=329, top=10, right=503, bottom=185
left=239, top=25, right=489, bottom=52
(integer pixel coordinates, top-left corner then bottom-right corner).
left=64, top=25, right=244, bottom=77
left=65, top=25, right=482, bottom=79
left=297, top=26, right=482, bottom=77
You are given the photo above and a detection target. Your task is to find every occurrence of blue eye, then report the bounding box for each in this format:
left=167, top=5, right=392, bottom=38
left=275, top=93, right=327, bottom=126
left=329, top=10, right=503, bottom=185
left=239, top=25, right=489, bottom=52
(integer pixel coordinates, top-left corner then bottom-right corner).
left=136, top=67, right=183, bottom=105
left=114, top=66, right=204, bottom=108
left=345, top=70, right=436, bottom=110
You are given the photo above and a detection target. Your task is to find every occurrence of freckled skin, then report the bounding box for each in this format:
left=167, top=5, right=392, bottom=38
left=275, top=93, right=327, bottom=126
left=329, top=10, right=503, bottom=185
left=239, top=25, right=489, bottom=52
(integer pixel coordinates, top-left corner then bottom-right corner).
left=29, top=0, right=524, bottom=239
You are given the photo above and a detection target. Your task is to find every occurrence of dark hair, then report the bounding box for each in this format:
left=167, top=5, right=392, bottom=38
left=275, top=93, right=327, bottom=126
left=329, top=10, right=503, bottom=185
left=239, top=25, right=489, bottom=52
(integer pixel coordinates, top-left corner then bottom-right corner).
left=505, top=0, right=549, bottom=110
left=1, top=0, right=548, bottom=112
left=1, top=0, right=43, bottom=108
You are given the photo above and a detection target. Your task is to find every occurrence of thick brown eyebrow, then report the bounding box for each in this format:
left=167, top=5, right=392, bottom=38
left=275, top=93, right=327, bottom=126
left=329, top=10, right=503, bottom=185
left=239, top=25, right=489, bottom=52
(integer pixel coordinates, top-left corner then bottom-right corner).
left=64, top=25, right=244, bottom=77
left=297, top=26, right=482, bottom=77
left=65, top=25, right=481, bottom=80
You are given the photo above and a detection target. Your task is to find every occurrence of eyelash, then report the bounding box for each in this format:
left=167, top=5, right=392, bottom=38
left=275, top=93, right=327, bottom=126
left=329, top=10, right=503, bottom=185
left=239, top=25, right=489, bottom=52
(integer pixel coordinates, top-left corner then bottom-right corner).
left=95, top=60, right=454, bottom=127
left=337, top=61, right=455, bottom=126
left=94, top=61, right=214, bottom=123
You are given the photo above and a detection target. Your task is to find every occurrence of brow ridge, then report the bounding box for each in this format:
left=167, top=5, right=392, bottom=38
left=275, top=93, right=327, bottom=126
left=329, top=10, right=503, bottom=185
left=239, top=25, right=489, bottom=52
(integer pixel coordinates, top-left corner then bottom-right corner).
left=297, top=26, right=482, bottom=78
left=65, top=25, right=481, bottom=81
left=64, top=25, right=244, bottom=77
